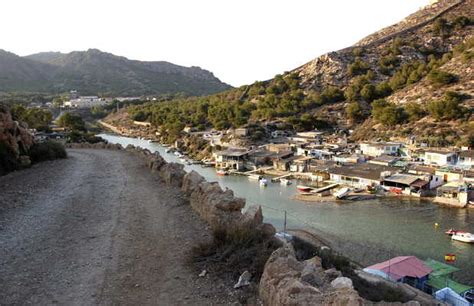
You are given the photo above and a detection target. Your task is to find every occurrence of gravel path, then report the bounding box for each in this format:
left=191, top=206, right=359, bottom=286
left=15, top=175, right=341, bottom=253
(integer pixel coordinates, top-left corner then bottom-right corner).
left=0, top=149, right=240, bottom=305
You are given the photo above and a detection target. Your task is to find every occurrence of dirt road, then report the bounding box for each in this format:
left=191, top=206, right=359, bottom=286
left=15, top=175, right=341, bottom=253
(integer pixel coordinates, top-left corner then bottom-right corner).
left=0, top=149, right=236, bottom=305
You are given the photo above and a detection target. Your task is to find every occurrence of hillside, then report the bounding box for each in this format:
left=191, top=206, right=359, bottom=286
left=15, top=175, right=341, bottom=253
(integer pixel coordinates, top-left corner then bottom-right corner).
left=0, top=49, right=231, bottom=96
left=118, top=0, right=473, bottom=146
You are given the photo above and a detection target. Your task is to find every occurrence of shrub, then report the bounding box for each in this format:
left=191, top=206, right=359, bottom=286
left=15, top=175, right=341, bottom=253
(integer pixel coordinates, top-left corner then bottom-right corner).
left=191, top=225, right=279, bottom=280
left=428, top=69, right=457, bottom=86
left=346, top=102, right=365, bottom=122
left=320, top=86, right=345, bottom=104
left=427, top=91, right=468, bottom=121
left=371, top=99, right=407, bottom=126
left=28, top=141, right=67, bottom=163
left=0, top=141, right=20, bottom=175
left=404, top=103, right=426, bottom=122
left=347, top=57, right=370, bottom=76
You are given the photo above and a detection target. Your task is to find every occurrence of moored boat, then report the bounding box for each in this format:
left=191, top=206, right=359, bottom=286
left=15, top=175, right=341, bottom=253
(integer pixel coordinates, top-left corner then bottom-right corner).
left=280, top=178, right=292, bottom=185
left=259, top=178, right=268, bottom=187
left=297, top=185, right=313, bottom=192
left=334, top=187, right=351, bottom=199
left=248, top=174, right=262, bottom=181
left=451, top=232, right=474, bottom=243
left=445, top=229, right=467, bottom=236
left=216, top=169, right=228, bottom=176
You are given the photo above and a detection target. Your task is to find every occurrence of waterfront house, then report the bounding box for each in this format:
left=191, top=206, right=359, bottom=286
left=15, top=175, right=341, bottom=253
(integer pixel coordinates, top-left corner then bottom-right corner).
left=382, top=173, right=430, bottom=196
left=247, top=149, right=277, bottom=167
left=434, top=182, right=473, bottom=207
left=364, top=256, right=432, bottom=290
left=458, top=150, right=474, bottom=169
left=359, top=142, right=402, bottom=157
left=407, top=165, right=444, bottom=190
left=435, top=168, right=463, bottom=183
left=272, top=151, right=297, bottom=171
left=423, top=150, right=458, bottom=167
left=328, top=163, right=398, bottom=188
left=424, top=259, right=474, bottom=297
left=289, top=156, right=313, bottom=173
left=213, top=148, right=249, bottom=171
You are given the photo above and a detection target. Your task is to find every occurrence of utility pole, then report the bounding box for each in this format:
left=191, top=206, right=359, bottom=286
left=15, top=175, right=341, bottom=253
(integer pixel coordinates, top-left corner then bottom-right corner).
left=283, top=210, right=287, bottom=234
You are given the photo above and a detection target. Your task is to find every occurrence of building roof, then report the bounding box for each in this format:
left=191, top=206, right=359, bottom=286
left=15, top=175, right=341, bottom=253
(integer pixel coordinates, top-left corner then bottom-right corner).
left=365, top=256, right=432, bottom=281
left=329, top=164, right=398, bottom=181
left=371, top=155, right=399, bottom=163
left=383, top=173, right=420, bottom=186
left=215, top=149, right=249, bottom=157
left=427, top=277, right=473, bottom=295
left=409, top=165, right=437, bottom=175
left=361, top=142, right=402, bottom=148
left=423, top=259, right=460, bottom=277
left=424, top=149, right=457, bottom=155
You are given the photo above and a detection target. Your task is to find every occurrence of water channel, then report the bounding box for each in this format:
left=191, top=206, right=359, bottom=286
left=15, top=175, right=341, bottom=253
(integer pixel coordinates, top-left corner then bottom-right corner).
left=98, top=133, right=473, bottom=283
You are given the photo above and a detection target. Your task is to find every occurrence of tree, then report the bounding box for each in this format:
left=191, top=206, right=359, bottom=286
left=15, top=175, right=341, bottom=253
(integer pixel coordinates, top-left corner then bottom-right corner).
left=345, top=102, right=365, bottom=122
left=404, top=103, right=426, bottom=122
left=360, top=84, right=376, bottom=102
left=427, top=92, right=467, bottom=121
left=347, top=57, right=370, bottom=76
left=57, top=112, right=86, bottom=131
left=371, top=99, right=406, bottom=126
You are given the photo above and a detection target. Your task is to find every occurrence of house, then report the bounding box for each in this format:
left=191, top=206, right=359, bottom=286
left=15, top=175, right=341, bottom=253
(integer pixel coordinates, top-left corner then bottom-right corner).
left=435, top=168, right=463, bottom=183
left=265, top=143, right=293, bottom=153
left=423, top=150, right=458, bottom=167
left=332, top=154, right=365, bottom=164
left=434, top=182, right=474, bottom=208
left=247, top=150, right=276, bottom=167
left=290, top=156, right=313, bottom=173
left=328, top=163, right=398, bottom=188
left=234, top=128, right=249, bottom=137
left=288, top=131, right=324, bottom=144
left=213, top=148, right=249, bottom=171
left=359, top=142, right=402, bottom=157
left=364, top=256, right=432, bottom=290
left=272, top=151, right=297, bottom=171
left=382, top=173, right=429, bottom=196
left=368, top=155, right=399, bottom=166
left=407, top=165, right=444, bottom=190
left=64, top=96, right=107, bottom=108
left=458, top=150, right=474, bottom=169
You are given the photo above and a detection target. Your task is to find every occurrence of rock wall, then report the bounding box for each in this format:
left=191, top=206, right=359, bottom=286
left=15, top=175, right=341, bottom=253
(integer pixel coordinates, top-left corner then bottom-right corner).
left=0, top=105, right=34, bottom=175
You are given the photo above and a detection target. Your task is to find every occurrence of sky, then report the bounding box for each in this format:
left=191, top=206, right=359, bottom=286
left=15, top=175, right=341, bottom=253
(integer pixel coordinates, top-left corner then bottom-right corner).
left=2, top=0, right=429, bottom=87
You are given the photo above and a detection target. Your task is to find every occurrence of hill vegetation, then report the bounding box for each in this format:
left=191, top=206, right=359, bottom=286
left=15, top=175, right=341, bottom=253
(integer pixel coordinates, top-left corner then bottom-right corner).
left=121, top=0, right=473, bottom=146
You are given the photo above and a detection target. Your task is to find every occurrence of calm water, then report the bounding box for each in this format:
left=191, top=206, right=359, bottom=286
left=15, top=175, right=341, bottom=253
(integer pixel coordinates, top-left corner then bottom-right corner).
left=98, top=134, right=474, bottom=283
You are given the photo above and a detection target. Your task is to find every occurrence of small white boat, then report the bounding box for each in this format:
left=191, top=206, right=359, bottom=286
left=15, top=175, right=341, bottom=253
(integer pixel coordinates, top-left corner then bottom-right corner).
left=248, top=174, right=262, bottom=181
left=452, top=232, right=474, bottom=243
left=179, top=157, right=187, bottom=163
left=259, top=178, right=268, bottom=187
left=165, top=148, right=172, bottom=153
left=280, top=178, right=292, bottom=186
left=216, top=169, right=228, bottom=176
left=334, top=187, right=351, bottom=199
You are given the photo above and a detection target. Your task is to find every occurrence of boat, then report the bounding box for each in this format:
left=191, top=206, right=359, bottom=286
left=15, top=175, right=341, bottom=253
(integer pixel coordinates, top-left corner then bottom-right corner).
left=297, top=185, right=313, bottom=192
left=216, top=169, right=228, bottom=176
left=445, top=229, right=467, bottom=236
left=333, top=187, right=351, bottom=199
left=259, top=178, right=268, bottom=187
left=280, top=178, right=292, bottom=186
left=451, top=232, right=474, bottom=243
left=248, top=174, right=262, bottom=181
left=179, top=157, right=187, bottom=163
left=165, top=148, right=172, bottom=153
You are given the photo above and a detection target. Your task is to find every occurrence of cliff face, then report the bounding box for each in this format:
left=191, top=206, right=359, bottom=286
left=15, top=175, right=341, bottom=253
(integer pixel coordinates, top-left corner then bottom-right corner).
left=0, top=105, right=34, bottom=175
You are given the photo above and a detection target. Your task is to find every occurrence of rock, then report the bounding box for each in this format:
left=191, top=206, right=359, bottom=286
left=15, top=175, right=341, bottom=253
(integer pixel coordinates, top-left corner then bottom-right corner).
left=234, top=271, right=252, bottom=289
left=159, top=163, right=186, bottom=187
left=257, top=223, right=277, bottom=238
left=241, top=205, right=263, bottom=227
left=182, top=170, right=205, bottom=195
left=199, top=270, right=207, bottom=277
left=18, top=155, right=31, bottom=168
left=331, top=277, right=353, bottom=289
left=324, top=268, right=342, bottom=282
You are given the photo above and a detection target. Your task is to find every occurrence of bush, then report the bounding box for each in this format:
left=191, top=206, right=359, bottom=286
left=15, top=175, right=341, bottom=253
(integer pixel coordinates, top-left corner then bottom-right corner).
left=347, top=58, right=370, bottom=76
left=191, top=225, right=279, bottom=280
left=428, top=69, right=457, bottom=87
left=404, top=102, right=426, bottom=122
left=427, top=91, right=468, bottom=121
left=0, top=141, right=20, bottom=175
left=28, top=141, right=67, bottom=163
left=320, top=86, right=345, bottom=104
left=371, top=99, right=407, bottom=126
left=346, top=102, right=365, bottom=122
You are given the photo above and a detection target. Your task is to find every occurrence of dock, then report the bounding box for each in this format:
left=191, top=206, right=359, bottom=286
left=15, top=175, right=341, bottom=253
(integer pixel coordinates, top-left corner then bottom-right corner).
left=310, top=183, right=339, bottom=194
left=271, top=173, right=292, bottom=183
left=232, top=167, right=273, bottom=176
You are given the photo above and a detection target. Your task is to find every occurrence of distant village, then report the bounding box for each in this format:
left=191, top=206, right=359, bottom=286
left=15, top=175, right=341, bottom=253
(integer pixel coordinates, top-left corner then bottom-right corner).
left=105, top=115, right=474, bottom=209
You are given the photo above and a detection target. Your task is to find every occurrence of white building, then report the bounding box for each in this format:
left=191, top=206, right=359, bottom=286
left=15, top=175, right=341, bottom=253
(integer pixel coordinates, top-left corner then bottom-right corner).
left=64, top=96, right=108, bottom=108
left=359, top=142, right=402, bottom=157
left=423, top=150, right=458, bottom=167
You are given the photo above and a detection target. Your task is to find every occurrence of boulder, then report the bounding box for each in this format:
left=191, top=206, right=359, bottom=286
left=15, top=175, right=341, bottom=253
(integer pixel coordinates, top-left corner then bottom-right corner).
left=234, top=271, right=252, bottom=289
left=181, top=170, right=205, bottom=195
left=331, top=277, right=353, bottom=290
left=159, top=162, right=186, bottom=187
left=241, top=205, right=263, bottom=227
left=324, top=268, right=342, bottom=282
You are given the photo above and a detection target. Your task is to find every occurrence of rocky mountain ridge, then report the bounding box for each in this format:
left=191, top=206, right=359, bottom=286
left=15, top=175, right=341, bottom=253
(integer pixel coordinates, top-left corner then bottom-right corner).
left=0, top=49, right=232, bottom=96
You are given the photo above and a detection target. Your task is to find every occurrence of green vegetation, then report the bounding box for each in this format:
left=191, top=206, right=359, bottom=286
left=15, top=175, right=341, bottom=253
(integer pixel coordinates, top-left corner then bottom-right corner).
left=28, top=141, right=67, bottom=163
left=427, top=91, right=468, bottom=121
left=347, top=57, right=370, bottom=76
left=10, top=105, right=52, bottom=131
left=404, top=102, right=426, bottom=122
left=56, top=112, right=102, bottom=143
left=371, top=99, right=407, bottom=126
left=345, top=102, right=365, bottom=122
left=427, top=69, right=457, bottom=87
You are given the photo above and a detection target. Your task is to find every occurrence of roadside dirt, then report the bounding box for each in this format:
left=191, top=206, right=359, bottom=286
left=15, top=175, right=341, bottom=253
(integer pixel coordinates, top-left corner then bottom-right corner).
left=0, top=149, right=250, bottom=305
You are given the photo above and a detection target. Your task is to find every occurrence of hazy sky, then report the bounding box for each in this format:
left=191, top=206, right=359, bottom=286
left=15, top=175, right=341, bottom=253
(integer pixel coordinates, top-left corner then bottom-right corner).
left=2, top=0, right=428, bottom=86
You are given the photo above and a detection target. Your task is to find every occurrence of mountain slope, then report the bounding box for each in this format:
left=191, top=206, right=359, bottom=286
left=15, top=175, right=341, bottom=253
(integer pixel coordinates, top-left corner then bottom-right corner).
left=0, top=49, right=231, bottom=96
